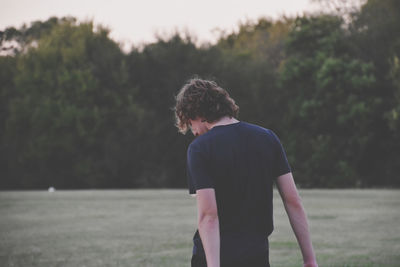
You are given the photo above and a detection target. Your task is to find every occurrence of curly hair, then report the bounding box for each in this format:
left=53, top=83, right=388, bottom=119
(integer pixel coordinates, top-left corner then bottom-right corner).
left=174, top=78, right=239, bottom=134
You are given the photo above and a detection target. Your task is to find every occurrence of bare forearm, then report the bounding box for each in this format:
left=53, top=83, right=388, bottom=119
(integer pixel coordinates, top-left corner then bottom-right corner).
left=284, top=200, right=317, bottom=266
left=198, top=215, right=220, bottom=267
left=277, top=174, right=317, bottom=266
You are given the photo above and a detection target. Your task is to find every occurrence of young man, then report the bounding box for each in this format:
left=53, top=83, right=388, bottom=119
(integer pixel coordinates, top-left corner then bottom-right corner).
left=175, top=78, right=318, bottom=267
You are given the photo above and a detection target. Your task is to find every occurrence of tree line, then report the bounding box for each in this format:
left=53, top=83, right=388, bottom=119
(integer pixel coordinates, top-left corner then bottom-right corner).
left=0, top=0, right=399, bottom=189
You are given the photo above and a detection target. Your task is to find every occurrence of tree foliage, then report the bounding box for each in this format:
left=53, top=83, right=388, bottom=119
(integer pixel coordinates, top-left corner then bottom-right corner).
left=0, top=0, right=399, bottom=189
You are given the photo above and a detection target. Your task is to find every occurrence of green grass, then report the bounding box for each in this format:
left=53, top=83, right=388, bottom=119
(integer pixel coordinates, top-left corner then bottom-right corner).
left=0, top=189, right=399, bottom=267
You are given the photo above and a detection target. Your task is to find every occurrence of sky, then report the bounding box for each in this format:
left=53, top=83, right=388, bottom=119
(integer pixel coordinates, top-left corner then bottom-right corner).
left=1, top=0, right=320, bottom=49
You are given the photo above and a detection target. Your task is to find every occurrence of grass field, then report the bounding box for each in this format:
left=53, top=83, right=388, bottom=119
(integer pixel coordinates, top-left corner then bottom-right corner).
left=0, top=189, right=399, bottom=267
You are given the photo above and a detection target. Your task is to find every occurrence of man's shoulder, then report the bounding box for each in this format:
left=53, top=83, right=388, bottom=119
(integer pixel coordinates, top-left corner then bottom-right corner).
left=239, top=122, right=284, bottom=149
left=240, top=121, right=275, bottom=136
left=187, top=132, right=210, bottom=152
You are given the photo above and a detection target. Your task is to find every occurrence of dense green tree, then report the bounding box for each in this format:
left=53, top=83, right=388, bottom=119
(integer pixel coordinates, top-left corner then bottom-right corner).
left=350, top=0, right=400, bottom=185
left=3, top=20, right=143, bottom=188
left=126, top=34, right=223, bottom=187
left=0, top=17, right=76, bottom=55
left=0, top=56, right=17, bottom=188
left=0, top=0, right=399, bottom=189
left=279, top=15, right=377, bottom=187
left=214, top=18, right=294, bottom=131
left=216, top=18, right=293, bottom=70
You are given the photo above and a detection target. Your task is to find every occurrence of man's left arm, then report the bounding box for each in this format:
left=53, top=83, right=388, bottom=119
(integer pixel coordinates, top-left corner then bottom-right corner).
left=276, top=172, right=318, bottom=267
left=196, top=188, right=220, bottom=267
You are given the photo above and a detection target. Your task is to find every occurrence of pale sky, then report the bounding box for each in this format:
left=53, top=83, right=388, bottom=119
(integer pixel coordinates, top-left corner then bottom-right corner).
left=1, top=0, right=320, bottom=48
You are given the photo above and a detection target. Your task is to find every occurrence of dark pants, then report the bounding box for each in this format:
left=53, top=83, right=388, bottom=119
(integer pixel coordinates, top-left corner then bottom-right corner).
left=191, top=250, right=270, bottom=267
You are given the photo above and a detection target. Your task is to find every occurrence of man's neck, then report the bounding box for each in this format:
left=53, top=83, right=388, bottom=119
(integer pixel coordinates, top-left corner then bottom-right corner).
left=208, top=116, right=239, bottom=130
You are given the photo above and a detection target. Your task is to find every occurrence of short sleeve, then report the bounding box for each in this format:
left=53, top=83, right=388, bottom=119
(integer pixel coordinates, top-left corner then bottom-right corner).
left=186, top=143, right=214, bottom=195
left=269, top=130, right=291, bottom=178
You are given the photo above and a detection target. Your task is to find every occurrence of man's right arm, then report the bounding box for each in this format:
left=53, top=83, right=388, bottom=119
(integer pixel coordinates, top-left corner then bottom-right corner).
left=276, top=172, right=318, bottom=267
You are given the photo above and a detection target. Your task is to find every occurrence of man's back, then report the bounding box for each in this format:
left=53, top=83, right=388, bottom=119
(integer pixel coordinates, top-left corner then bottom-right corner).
left=187, top=121, right=291, bottom=264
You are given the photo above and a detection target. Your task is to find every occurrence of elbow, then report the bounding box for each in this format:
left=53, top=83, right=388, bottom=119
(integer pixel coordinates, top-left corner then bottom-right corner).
left=198, top=212, right=219, bottom=229
left=284, top=193, right=303, bottom=209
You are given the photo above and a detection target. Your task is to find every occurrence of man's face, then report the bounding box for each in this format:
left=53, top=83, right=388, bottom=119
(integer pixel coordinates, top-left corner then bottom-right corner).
left=189, top=117, right=209, bottom=137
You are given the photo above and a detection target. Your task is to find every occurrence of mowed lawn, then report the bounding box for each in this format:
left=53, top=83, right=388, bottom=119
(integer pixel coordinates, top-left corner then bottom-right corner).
left=0, top=189, right=399, bottom=267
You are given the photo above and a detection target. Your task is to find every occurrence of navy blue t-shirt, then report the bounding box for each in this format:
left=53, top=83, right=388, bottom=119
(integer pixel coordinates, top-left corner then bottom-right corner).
left=186, top=121, right=291, bottom=264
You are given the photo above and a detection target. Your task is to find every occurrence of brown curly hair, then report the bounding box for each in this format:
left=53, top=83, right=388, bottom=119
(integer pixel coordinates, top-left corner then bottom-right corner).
left=174, top=78, right=239, bottom=134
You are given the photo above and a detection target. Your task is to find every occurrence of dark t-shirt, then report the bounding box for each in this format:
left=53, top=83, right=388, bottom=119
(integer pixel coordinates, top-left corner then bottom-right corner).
left=186, top=121, right=291, bottom=264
